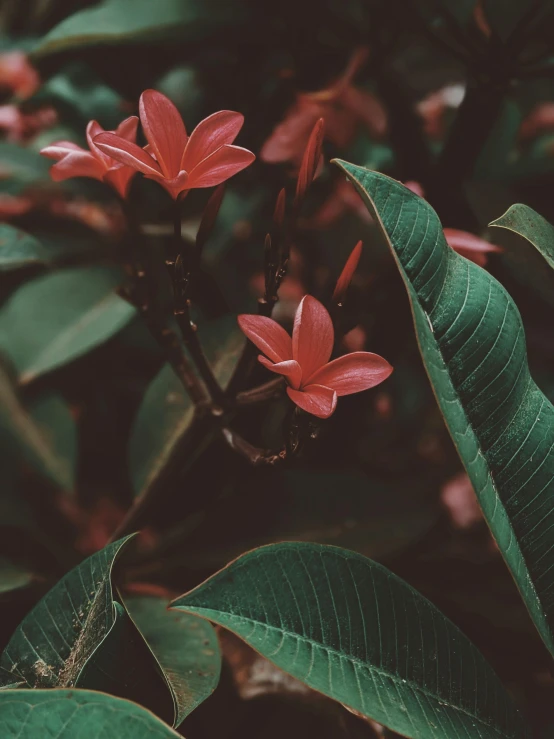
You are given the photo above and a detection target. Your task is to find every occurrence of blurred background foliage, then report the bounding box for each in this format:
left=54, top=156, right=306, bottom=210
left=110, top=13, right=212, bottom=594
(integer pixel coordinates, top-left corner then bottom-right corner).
left=2, top=0, right=554, bottom=735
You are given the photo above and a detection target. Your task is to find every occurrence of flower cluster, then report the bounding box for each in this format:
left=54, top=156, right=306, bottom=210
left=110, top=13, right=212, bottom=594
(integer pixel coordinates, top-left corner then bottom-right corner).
left=41, top=90, right=255, bottom=200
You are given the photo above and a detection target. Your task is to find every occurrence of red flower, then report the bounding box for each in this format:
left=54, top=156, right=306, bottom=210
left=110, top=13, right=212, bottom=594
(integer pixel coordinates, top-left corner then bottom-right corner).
left=238, top=295, right=392, bottom=418
left=0, top=51, right=39, bottom=99
left=333, top=240, right=363, bottom=302
left=94, top=89, right=255, bottom=200
left=261, top=49, right=386, bottom=168
left=41, top=117, right=139, bottom=198
left=443, top=228, right=502, bottom=267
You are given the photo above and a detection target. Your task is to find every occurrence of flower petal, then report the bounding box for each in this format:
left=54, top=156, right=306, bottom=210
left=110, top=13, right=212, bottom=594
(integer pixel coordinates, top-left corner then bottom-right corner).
left=182, top=110, right=244, bottom=172
left=103, top=165, right=137, bottom=199
left=115, top=115, right=139, bottom=142
left=139, top=89, right=187, bottom=178
left=444, top=228, right=502, bottom=260
left=49, top=151, right=105, bottom=182
left=295, top=117, right=324, bottom=205
left=333, top=240, right=362, bottom=302
left=258, top=356, right=302, bottom=389
left=186, top=145, right=255, bottom=189
left=94, top=132, right=161, bottom=177
left=287, top=384, right=337, bottom=418
left=41, top=141, right=84, bottom=159
left=86, top=119, right=110, bottom=166
left=307, top=351, right=393, bottom=396
left=292, top=295, right=333, bottom=381
left=237, top=314, right=292, bottom=363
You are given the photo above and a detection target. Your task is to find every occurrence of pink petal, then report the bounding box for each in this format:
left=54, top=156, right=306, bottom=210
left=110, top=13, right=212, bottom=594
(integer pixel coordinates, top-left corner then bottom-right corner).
left=333, top=240, right=362, bottom=302
left=260, top=98, right=321, bottom=165
left=103, top=165, right=137, bottom=199
left=287, top=384, right=337, bottom=418
left=292, top=295, right=333, bottom=381
left=237, top=314, right=292, bottom=363
left=49, top=151, right=105, bottom=182
left=40, top=141, right=85, bottom=159
left=86, top=119, right=110, bottom=166
left=307, top=351, right=392, bottom=396
left=182, top=110, right=244, bottom=172
left=444, top=228, right=502, bottom=266
left=258, top=356, right=302, bottom=389
left=338, top=85, right=387, bottom=138
left=186, top=145, right=255, bottom=189
left=139, top=89, right=187, bottom=178
left=94, top=132, right=161, bottom=177
left=115, top=115, right=139, bottom=142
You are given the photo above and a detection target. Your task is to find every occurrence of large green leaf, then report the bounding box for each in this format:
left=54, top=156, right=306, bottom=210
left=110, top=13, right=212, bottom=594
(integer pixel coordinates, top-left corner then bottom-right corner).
left=0, top=364, right=74, bottom=491
left=489, top=203, right=554, bottom=269
left=33, top=0, right=248, bottom=59
left=173, top=542, right=529, bottom=739
left=0, top=537, right=135, bottom=689
left=124, top=595, right=221, bottom=727
left=334, top=160, right=554, bottom=656
left=0, top=225, right=48, bottom=273
left=0, top=265, right=135, bottom=384
left=128, top=315, right=244, bottom=498
left=0, top=689, right=180, bottom=738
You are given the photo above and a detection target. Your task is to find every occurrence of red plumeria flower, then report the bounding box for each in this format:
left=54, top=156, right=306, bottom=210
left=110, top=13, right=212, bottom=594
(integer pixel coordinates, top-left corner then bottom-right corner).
left=94, top=89, right=255, bottom=200
left=41, top=117, right=139, bottom=199
left=261, top=49, right=386, bottom=168
left=238, top=295, right=392, bottom=419
left=443, top=228, right=502, bottom=267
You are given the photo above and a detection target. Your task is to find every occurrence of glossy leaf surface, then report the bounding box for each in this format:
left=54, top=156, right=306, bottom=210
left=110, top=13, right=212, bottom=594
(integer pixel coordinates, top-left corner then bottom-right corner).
left=490, top=202, right=554, bottom=270
left=173, top=542, right=529, bottom=739
left=336, top=160, right=554, bottom=656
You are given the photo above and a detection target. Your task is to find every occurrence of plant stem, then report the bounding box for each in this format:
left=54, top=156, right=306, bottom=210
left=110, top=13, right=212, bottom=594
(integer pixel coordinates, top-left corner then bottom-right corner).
left=169, top=201, right=225, bottom=405
left=221, top=427, right=285, bottom=465
left=120, top=199, right=208, bottom=406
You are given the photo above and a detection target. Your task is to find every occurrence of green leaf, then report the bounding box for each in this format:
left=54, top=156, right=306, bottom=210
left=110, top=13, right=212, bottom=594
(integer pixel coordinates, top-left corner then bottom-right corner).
left=173, top=542, right=529, bottom=739
left=0, top=225, right=48, bottom=272
left=0, top=689, right=180, bottom=738
left=0, top=266, right=135, bottom=384
left=0, top=363, right=74, bottom=491
left=334, top=160, right=554, bottom=657
left=129, top=315, right=244, bottom=498
left=33, top=0, right=248, bottom=59
left=124, top=595, right=221, bottom=727
left=489, top=203, right=554, bottom=270
left=0, top=558, right=34, bottom=595
left=0, top=537, right=134, bottom=689
left=28, top=393, right=78, bottom=492
left=0, top=142, right=51, bottom=196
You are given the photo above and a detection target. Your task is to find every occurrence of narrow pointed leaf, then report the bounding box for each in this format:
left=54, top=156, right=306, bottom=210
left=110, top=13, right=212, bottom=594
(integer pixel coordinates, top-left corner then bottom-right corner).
left=0, top=266, right=135, bottom=384
left=124, top=595, right=221, bottom=726
left=0, top=689, right=180, bottom=738
left=489, top=203, right=554, bottom=270
left=172, top=542, right=529, bottom=739
left=335, top=159, right=554, bottom=657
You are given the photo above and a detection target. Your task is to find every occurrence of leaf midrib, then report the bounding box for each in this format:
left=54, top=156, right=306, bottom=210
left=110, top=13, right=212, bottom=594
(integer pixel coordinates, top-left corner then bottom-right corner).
left=185, top=607, right=513, bottom=738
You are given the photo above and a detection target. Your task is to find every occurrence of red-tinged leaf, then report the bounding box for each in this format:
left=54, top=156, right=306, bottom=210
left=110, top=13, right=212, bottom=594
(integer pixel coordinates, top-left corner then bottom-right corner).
left=294, top=118, right=324, bottom=206
left=333, top=240, right=362, bottom=302
left=307, top=351, right=393, bottom=395
left=196, top=184, right=225, bottom=251
left=237, top=314, right=293, bottom=363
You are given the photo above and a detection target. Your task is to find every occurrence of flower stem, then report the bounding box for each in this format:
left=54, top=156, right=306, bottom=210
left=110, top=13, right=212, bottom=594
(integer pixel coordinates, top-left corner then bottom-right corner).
left=120, top=199, right=208, bottom=406
left=169, top=200, right=225, bottom=405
